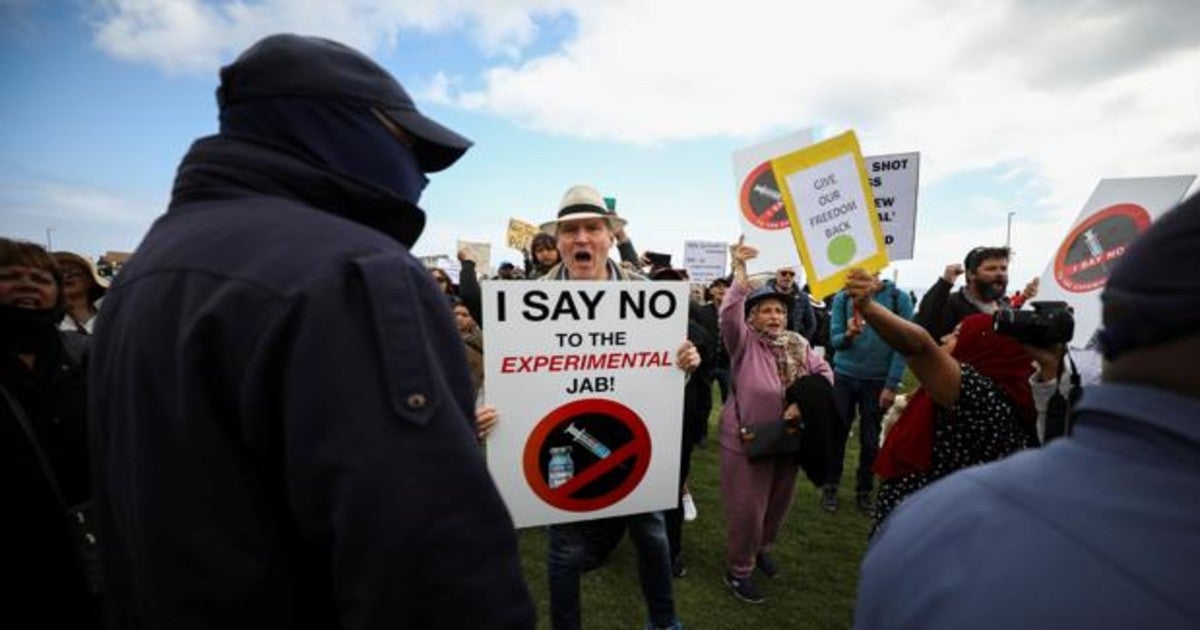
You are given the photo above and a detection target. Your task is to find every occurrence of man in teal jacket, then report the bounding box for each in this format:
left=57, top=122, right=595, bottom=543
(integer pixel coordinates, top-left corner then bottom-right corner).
left=823, top=274, right=912, bottom=513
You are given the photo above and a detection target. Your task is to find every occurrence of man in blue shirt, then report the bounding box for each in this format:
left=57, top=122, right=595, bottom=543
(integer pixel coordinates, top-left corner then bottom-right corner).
left=855, top=193, right=1200, bottom=629
left=824, top=273, right=912, bottom=513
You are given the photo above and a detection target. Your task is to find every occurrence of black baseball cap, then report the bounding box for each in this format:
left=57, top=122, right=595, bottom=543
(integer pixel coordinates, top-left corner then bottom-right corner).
left=217, top=34, right=472, bottom=173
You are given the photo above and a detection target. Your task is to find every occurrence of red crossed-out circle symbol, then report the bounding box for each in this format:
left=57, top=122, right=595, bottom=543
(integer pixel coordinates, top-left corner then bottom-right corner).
left=740, top=161, right=790, bottom=230
left=1054, top=203, right=1151, bottom=293
left=522, top=398, right=651, bottom=512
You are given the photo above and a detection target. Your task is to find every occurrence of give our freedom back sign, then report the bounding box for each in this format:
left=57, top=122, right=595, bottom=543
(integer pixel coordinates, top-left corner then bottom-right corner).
left=482, top=281, right=689, bottom=528
left=772, top=131, right=890, bottom=299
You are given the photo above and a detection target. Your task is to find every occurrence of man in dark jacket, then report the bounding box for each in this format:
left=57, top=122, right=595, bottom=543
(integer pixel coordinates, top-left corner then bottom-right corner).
left=89, top=34, right=534, bottom=629
left=914, top=246, right=1013, bottom=340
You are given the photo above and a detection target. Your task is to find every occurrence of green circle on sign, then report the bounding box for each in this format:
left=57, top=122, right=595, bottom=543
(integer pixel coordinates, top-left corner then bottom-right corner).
left=827, top=235, right=857, bottom=265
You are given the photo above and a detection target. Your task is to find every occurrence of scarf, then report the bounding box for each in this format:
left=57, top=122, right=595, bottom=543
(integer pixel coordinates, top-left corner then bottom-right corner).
left=0, top=304, right=63, bottom=356
left=756, top=327, right=808, bottom=388
left=873, top=313, right=1035, bottom=479
left=220, top=97, right=428, bottom=205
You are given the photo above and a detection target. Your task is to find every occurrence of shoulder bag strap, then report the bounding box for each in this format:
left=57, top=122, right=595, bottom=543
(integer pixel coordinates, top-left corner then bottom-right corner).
left=730, top=378, right=746, bottom=430
left=1, top=383, right=68, bottom=509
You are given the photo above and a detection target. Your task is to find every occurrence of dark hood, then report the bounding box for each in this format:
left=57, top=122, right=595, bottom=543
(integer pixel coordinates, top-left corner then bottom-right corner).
left=169, top=134, right=426, bottom=248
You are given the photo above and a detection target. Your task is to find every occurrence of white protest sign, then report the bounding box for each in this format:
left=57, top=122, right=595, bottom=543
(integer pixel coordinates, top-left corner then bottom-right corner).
left=772, top=131, right=889, bottom=300
left=865, top=152, right=920, bottom=260
left=435, top=257, right=462, bottom=284
left=683, top=240, right=728, bottom=284
left=1035, top=175, right=1195, bottom=348
left=731, top=129, right=814, bottom=275
left=482, top=281, right=689, bottom=528
left=457, top=239, right=492, bottom=276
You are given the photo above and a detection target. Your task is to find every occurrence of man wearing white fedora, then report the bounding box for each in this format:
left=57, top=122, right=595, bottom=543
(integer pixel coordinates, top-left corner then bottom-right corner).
left=540, top=185, right=699, bottom=630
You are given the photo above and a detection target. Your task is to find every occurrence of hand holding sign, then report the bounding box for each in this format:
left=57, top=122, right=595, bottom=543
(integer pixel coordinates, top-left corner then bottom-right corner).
left=675, top=340, right=700, bottom=373
left=844, top=267, right=877, bottom=309
left=476, top=404, right=500, bottom=440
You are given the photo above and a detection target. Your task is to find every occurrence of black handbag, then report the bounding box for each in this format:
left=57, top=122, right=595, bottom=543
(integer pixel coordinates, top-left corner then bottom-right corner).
left=2, top=384, right=103, bottom=594
left=731, top=381, right=803, bottom=460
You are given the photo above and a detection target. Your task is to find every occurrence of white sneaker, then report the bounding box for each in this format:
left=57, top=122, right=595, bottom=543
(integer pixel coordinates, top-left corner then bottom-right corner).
left=682, top=488, right=698, bottom=522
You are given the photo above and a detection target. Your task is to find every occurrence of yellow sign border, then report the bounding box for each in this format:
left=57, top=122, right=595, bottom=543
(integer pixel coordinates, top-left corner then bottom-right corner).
left=770, top=131, right=890, bottom=300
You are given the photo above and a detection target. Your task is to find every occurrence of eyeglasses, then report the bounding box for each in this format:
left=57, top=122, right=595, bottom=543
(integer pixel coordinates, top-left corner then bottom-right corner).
left=777, top=270, right=795, bottom=277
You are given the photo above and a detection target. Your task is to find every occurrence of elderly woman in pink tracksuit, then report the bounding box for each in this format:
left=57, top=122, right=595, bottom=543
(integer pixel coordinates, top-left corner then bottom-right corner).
left=719, top=239, right=833, bottom=604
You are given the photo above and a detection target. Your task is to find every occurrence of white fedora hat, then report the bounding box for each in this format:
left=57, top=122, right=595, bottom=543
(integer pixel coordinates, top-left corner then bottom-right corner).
left=540, top=184, right=628, bottom=233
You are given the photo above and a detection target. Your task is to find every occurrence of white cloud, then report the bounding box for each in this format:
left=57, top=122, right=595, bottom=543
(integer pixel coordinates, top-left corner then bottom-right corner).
left=0, top=165, right=155, bottom=227
left=83, top=0, right=1200, bottom=287
left=447, top=1, right=1200, bottom=180
left=433, top=0, right=1199, bottom=284
left=0, top=169, right=163, bottom=257
left=87, top=0, right=578, bottom=74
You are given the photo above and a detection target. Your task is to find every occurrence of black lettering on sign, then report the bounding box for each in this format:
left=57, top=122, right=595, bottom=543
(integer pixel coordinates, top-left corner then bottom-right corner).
left=565, top=376, right=616, bottom=394
left=824, top=221, right=852, bottom=239
left=523, top=290, right=549, bottom=321
left=620, top=290, right=678, bottom=319
left=872, top=159, right=908, bottom=172
left=813, top=173, right=838, bottom=190
left=524, top=290, right=606, bottom=321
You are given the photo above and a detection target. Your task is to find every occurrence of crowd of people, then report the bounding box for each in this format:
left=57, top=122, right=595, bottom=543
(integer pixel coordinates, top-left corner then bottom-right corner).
left=4, top=33, right=1197, bottom=629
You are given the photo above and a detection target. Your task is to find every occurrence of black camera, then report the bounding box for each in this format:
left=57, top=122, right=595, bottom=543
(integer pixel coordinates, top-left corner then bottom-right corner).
left=994, top=301, right=1075, bottom=347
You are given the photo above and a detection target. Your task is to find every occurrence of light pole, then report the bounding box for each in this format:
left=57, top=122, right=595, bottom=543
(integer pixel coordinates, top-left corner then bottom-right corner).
left=1005, top=211, right=1016, bottom=248
left=45, top=228, right=55, bottom=250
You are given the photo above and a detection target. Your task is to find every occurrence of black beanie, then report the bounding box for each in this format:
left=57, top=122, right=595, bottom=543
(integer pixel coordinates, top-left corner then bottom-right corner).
left=1098, top=192, right=1200, bottom=359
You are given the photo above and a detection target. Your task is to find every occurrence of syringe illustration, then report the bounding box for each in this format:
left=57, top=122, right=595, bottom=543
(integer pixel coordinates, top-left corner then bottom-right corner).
left=565, top=423, right=611, bottom=459
left=1082, top=229, right=1109, bottom=273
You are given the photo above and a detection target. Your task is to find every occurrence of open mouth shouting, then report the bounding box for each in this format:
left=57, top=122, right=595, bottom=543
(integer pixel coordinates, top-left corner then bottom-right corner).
left=557, top=216, right=614, bottom=280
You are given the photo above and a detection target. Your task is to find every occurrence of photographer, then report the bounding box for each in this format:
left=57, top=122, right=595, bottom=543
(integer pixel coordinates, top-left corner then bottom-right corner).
left=843, top=268, right=1038, bottom=533
left=994, top=302, right=1080, bottom=444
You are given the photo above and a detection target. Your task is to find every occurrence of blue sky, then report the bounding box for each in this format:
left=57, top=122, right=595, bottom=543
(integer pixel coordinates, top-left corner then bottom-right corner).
left=2, top=1, right=1198, bottom=289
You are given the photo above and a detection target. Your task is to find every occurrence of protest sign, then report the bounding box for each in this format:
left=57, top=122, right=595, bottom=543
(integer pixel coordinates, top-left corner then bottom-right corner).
left=482, top=281, right=689, bottom=528
left=1034, top=175, right=1195, bottom=348
left=507, top=218, right=541, bottom=253
left=731, top=129, right=814, bottom=275
left=434, top=257, right=462, bottom=284
left=683, top=240, right=728, bottom=284
left=457, top=239, right=492, bottom=276
left=865, top=152, right=920, bottom=260
left=772, top=131, right=889, bottom=300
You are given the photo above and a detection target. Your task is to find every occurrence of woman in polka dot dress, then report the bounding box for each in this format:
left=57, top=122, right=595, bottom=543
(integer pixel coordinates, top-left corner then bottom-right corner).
left=842, top=269, right=1038, bottom=535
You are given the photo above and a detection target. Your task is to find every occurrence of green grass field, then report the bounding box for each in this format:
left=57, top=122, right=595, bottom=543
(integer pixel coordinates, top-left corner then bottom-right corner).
left=514, top=385, right=879, bottom=629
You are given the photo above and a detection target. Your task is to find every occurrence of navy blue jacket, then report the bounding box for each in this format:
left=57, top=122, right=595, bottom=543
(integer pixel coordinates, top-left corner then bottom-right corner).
left=856, top=383, right=1200, bottom=629
left=89, top=136, right=534, bottom=628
